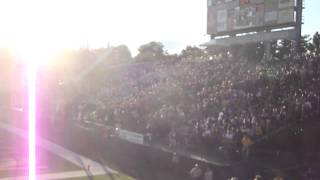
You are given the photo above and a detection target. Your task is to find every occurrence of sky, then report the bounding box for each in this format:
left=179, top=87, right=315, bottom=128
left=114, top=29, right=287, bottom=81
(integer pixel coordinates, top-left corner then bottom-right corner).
left=0, top=0, right=318, bottom=56
left=303, top=0, right=320, bottom=36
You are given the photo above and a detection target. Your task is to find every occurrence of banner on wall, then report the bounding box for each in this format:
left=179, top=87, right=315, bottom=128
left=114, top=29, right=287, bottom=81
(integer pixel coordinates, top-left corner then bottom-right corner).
left=118, top=129, right=144, bottom=145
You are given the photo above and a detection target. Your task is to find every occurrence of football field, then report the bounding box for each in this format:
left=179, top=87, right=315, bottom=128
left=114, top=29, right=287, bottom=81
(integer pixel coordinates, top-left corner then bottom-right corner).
left=0, top=123, right=133, bottom=180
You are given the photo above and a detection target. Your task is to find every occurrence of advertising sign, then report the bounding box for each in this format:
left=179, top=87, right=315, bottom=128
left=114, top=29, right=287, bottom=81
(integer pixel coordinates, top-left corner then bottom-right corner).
left=217, top=9, right=228, bottom=32
left=118, top=129, right=144, bottom=145
left=265, top=11, right=278, bottom=23
left=278, top=8, right=294, bottom=23
left=208, top=0, right=297, bottom=35
left=236, top=6, right=255, bottom=28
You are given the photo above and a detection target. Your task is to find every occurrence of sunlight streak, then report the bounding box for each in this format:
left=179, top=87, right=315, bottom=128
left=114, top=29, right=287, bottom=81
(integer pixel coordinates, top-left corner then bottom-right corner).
left=27, top=60, right=37, bottom=180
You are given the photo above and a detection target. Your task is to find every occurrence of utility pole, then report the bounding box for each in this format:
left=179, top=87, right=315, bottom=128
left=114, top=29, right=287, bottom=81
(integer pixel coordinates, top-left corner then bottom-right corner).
left=296, top=0, right=303, bottom=53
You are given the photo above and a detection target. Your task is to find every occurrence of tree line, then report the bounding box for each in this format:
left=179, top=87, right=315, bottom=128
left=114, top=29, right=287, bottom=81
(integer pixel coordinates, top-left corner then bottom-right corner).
left=92, top=31, right=320, bottom=63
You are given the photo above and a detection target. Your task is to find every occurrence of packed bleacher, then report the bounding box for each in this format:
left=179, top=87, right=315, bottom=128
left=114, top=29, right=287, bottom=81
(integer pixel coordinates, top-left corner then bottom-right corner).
left=66, top=53, right=320, bottom=156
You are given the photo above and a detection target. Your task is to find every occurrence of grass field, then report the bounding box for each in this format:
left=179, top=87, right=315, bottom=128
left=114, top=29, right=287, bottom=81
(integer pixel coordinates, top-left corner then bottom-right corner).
left=0, top=121, right=134, bottom=180
left=0, top=109, right=134, bottom=180
left=0, top=130, right=82, bottom=178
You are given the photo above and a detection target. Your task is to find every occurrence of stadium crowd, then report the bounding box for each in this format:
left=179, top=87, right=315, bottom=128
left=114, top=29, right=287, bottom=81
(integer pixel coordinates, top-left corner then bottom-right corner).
left=66, top=53, right=320, bottom=155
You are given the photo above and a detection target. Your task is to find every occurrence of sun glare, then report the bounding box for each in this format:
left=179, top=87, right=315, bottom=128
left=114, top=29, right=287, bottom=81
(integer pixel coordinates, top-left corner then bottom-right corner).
left=12, top=44, right=42, bottom=180
left=11, top=44, right=62, bottom=68
left=14, top=37, right=63, bottom=180
left=27, top=59, right=37, bottom=180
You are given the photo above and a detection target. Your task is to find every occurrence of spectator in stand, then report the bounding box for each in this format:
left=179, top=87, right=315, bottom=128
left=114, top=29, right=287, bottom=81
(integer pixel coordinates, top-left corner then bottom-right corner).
left=203, top=165, right=213, bottom=180
left=273, top=175, right=284, bottom=180
left=254, top=174, right=263, bottom=180
left=190, top=163, right=203, bottom=180
left=241, top=134, right=253, bottom=157
left=66, top=53, right=320, bottom=161
left=171, top=152, right=180, bottom=174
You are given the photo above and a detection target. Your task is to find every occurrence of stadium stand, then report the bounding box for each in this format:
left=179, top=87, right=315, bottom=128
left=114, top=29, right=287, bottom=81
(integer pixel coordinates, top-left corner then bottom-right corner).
left=68, top=55, right=320, bottom=152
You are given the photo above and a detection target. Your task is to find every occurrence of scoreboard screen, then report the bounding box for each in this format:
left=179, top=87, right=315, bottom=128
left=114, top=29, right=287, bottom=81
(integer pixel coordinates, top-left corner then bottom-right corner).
left=208, top=0, right=296, bottom=35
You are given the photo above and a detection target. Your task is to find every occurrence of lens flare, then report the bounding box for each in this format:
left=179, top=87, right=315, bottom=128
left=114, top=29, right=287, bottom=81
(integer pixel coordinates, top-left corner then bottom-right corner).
left=27, top=60, right=37, bottom=180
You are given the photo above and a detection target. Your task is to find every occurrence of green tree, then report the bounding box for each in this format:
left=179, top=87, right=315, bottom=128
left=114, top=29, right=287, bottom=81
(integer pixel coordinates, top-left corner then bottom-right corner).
left=111, top=45, right=132, bottom=62
left=180, top=46, right=206, bottom=60
left=274, top=39, right=293, bottom=60
left=205, top=45, right=228, bottom=60
left=298, top=35, right=311, bottom=56
left=228, top=44, right=242, bottom=60
left=135, top=41, right=165, bottom=61
left=238, top=42, right=264, bottom=62
left=312, top=32, right=320, bottom=56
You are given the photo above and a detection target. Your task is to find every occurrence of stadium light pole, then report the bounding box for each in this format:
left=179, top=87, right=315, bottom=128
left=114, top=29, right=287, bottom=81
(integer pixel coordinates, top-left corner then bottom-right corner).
left=27, top=60, right=37, bottom=180
left=296, top=0, right=303, bottom=51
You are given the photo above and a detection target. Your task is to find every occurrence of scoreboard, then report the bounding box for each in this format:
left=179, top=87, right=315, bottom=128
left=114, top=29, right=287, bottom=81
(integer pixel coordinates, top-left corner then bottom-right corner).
left=208, top=0, right=296, bottom=36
